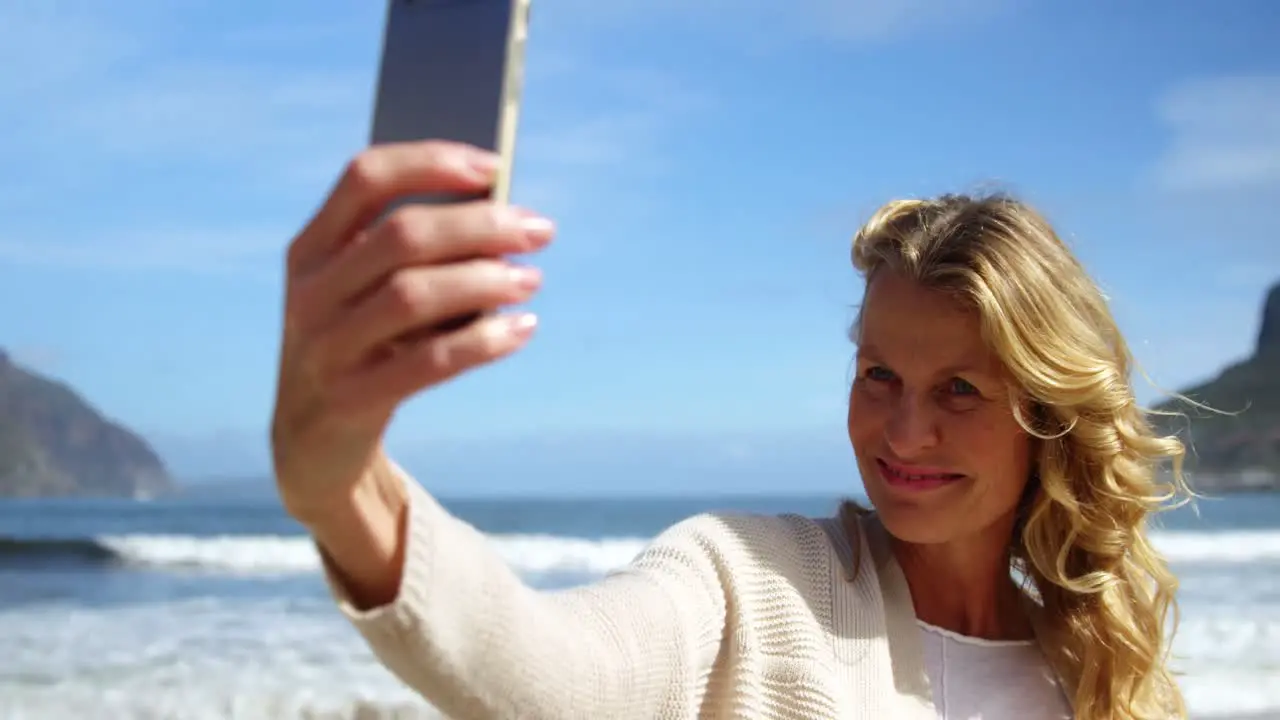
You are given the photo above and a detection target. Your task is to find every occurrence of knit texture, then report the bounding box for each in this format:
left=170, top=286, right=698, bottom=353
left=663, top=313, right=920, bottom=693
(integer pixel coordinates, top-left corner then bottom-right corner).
left=323, top=468, right=1059, bottom=719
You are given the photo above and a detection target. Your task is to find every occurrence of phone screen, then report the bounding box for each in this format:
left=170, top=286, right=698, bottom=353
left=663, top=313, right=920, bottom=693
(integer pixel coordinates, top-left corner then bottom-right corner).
left=371, top=0, right=525, bottom=206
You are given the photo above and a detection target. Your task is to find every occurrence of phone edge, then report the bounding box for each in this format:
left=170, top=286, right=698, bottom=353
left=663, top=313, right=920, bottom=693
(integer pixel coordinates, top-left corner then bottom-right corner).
left=491, top=0, right=531, bottom=206
left=367, top=1, right=397, bottom=147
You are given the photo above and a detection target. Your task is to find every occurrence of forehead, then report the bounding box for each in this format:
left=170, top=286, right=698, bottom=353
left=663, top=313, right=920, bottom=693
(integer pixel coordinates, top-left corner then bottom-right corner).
left=857, top=270, right=998, bottom=373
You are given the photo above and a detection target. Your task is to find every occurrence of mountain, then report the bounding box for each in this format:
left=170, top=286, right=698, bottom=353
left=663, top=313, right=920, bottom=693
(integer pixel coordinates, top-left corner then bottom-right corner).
left=0, top=350, right=173, bottom=498
left=1153, top=281, right=1280, bottom=491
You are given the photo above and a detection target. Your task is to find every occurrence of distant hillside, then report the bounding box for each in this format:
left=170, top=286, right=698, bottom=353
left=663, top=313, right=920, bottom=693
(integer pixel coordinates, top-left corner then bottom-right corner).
left=1153, top=281, right=1280, bottom=491
left=0, top=350, right=173, bottom=498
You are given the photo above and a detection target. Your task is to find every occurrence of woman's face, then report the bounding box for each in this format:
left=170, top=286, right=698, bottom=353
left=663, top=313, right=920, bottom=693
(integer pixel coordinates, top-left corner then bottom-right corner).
left=847, top=269, right=1034, bottom=545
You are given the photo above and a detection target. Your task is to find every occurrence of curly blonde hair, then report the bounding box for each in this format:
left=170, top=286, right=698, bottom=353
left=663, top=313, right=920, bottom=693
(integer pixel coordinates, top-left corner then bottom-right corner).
left=849, top=192, right=1189, bottom=719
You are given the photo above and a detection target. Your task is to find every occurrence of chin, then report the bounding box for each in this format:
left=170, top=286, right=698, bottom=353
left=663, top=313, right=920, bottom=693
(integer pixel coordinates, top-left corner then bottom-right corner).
left=870, top=499, right=967, bottom=545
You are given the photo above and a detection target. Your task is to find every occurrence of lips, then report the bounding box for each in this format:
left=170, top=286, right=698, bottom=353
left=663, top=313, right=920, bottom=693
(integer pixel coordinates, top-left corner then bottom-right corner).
left=876, top=458, right=966, bottom=491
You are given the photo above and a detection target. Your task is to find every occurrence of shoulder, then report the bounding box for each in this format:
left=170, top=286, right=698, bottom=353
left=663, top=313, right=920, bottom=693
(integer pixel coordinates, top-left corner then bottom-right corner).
left=643, top=510, right=834, bottom=559
left=623, top=510, right=843, bottom=596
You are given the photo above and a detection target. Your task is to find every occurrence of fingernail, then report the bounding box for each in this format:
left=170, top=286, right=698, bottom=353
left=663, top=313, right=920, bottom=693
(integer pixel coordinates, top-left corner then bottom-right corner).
left=468, top=151, right=501, bottom=177
left=507, top=312, right=538, bottom=340
left=508, top=265, right=542, bottom=292
left=512, top=208, right=555, bottom=247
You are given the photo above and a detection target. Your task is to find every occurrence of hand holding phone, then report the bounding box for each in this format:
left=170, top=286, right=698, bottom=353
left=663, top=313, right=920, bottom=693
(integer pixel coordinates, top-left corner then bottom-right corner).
left=272, top=0, right=551, bottom=617
left=272, top=0, right=549, bottom=548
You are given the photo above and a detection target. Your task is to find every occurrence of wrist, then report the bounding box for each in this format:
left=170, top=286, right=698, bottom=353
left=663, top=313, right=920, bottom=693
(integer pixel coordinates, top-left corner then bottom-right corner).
left=300, top=453, right=411, bottom=609
left=281, top=448, right=400, bottom=525
left=300, top=454, right=407, bottom=535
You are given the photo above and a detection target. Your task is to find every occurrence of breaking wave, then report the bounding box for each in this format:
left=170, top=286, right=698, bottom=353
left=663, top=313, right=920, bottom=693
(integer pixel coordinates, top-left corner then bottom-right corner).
left=1, top=528, right=1275, bottom=576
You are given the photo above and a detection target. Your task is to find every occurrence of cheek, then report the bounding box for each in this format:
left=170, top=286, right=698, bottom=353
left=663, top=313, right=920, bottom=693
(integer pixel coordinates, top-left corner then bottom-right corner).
left=953, top=413, right=1033, bottom=495
left=846, top=386, right=883, bottom=445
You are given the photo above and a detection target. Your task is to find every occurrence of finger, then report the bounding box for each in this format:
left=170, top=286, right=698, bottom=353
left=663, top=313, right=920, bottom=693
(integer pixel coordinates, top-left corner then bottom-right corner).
left=328, top=312, right=538, bottom=414
left=287, top=141, right=500, bottom=276
left=309, top=200, right=555, bottom=315
left=313, top=259, right=542, bottom=374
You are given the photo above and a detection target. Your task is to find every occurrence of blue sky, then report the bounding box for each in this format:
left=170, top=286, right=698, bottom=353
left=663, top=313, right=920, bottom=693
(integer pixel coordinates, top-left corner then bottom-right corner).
left=1, top=1, right=1277, bottom=495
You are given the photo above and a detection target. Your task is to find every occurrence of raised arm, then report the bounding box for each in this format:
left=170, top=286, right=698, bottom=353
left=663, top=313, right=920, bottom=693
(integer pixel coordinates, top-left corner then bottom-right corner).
left=308, top=453, right=729, bottom=719
left=270, top=142, right=730, bottom=719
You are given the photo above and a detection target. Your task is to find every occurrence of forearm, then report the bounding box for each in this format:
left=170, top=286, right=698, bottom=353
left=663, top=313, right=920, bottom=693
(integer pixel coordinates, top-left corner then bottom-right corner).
left=303, top=451, right=409, bottom=609
left=312, top=466, right=730, bottom=719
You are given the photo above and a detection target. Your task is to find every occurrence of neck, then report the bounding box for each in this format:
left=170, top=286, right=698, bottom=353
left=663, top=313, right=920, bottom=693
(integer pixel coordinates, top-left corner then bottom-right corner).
left=890, top=514, right=1033, bottom=641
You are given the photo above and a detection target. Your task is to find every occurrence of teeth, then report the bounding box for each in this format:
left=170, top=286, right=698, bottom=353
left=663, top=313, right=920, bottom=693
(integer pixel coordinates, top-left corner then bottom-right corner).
left=883, top=462, right=958, bottom=482
left=897, top=471, right=951, bottom=481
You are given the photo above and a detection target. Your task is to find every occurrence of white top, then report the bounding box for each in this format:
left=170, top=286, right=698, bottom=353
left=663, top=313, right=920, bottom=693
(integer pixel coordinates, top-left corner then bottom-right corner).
left=919, top=620, right=1073, bottom=719
left=323, top=467, right=1091, bottom=719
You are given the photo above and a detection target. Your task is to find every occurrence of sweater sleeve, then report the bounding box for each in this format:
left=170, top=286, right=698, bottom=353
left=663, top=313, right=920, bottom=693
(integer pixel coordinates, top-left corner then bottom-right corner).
left=320, top=467, right=732, bottom=720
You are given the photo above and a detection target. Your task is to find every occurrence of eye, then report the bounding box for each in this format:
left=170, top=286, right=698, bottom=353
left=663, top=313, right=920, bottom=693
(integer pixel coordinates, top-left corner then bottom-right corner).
left=865, top=366, right=896, bottom=382
left=948, top=377, right=980, bottom=395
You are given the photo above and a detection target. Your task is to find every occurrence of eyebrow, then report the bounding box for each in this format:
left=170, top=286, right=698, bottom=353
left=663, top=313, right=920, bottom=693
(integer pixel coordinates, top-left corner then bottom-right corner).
left=856, top=342, right=996, bottom=378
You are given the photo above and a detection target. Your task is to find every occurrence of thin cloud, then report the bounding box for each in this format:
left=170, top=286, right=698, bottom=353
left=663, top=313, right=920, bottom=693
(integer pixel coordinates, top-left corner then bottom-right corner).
left=1152, top=75, right=1280, bottom=192
left=0, top=3, right=138, bottom=98
left=0, top=0, right=1013, bottom=274
left=1129, top=72, right=1280, bottom=399
left=0, top=226, right=288, bottom=276
left=1139, top=74, right=1280, bottom=317
left=802, top=0, right=1015, bottom=43
left=0, top=3, right=370, bottom=276
left=514, top=62, right=712, bottom=214
left=551, top=0, right=1014, bottom=44
left=0, top=4, right=368, bottom=182
left=0, top=3, right=708, bottom=272
left=5, top=345, right=63, bottom=373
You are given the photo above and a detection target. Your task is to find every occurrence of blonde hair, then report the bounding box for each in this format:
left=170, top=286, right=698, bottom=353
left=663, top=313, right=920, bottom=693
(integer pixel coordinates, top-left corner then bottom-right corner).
left=849, top=193, right=1188, bottom=719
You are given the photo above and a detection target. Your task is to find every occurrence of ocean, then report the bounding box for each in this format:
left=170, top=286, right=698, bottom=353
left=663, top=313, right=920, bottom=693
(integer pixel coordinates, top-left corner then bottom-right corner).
left=1, top=484, right=1277, bottom=719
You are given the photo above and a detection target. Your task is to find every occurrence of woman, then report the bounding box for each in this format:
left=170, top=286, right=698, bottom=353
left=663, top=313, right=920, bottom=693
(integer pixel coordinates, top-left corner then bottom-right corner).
left=271, top=140, right=1189, bottom=719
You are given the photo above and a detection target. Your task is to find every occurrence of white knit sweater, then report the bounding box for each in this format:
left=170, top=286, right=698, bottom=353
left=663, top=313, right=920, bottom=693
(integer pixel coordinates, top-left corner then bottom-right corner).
left=324, top=470, right=1072, bottom=719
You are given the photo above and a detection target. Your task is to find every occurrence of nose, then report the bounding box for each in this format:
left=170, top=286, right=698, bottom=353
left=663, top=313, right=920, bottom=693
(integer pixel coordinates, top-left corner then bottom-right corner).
left=883, top=391, right=941, bottom=458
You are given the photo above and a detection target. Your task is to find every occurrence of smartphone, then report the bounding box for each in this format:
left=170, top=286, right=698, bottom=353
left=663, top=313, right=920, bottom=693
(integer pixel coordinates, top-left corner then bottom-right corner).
left=369, top=0, right=533, bottom=334
left=370, top=0, right=533, bottom=208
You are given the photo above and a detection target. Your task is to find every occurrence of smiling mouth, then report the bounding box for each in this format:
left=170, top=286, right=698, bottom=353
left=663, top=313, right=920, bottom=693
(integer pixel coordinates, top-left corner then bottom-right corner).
left=876, top=458, right=967, bottom=489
